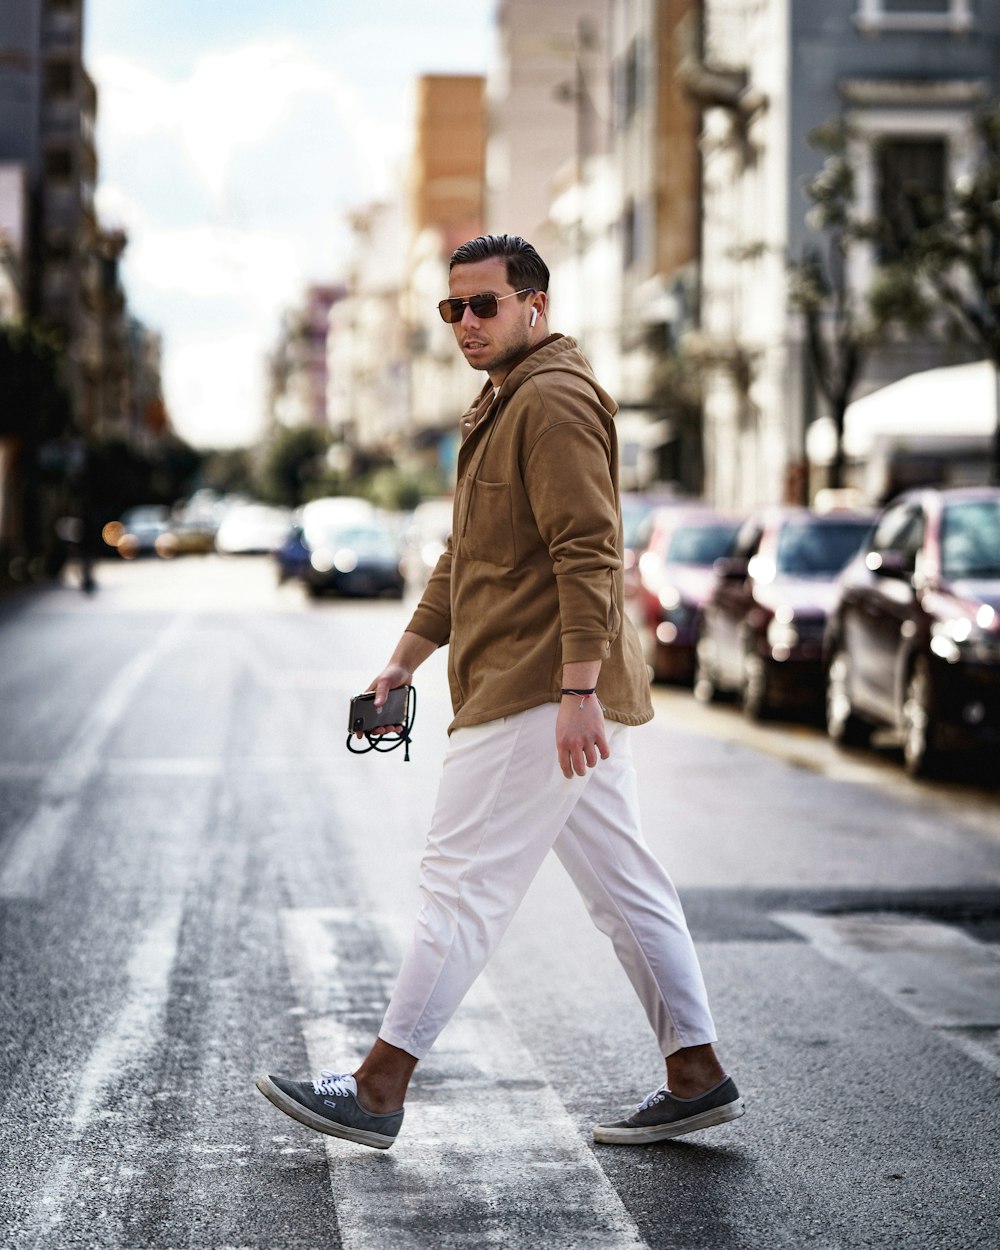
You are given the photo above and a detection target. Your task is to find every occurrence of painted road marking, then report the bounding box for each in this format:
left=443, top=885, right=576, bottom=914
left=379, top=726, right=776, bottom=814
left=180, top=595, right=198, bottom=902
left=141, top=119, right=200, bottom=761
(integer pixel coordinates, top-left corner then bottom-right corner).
left=775, top=911, right=1000, bottom=1075
left=278, top=907, right=649, bottom=1250
left=27, top=903, right=185, bottom=1239
left=0, top=617, right=189, bottom=899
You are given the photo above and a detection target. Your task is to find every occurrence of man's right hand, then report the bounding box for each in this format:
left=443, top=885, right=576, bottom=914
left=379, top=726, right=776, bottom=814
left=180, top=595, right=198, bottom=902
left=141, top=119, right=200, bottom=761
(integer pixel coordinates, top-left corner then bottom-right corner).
left=363, top=664, right=413, bottom=735
left=359, top=630, right=438, bottom=737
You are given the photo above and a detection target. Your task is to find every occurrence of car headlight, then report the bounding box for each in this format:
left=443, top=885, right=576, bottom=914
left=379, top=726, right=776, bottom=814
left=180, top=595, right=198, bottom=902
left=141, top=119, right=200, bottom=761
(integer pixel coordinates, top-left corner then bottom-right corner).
left=311, top=547, right=335, bottom=573
left=930, top=618, right=1000, bottom=664
left=766, top=607, right=799, bottom=652
left=333, top=548, right=358, bottom=573
left=658, top=584, right=681, bottom=611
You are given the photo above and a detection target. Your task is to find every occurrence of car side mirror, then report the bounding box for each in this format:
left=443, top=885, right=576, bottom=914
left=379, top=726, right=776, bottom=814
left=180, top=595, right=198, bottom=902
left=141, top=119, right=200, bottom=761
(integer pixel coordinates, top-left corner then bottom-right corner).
left=867, top=549, right=913, bottom=580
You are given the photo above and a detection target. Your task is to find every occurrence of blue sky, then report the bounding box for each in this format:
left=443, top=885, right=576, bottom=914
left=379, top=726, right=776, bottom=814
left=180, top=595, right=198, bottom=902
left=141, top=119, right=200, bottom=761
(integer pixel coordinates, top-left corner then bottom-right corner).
left=84, top=1, right=495, bottom=448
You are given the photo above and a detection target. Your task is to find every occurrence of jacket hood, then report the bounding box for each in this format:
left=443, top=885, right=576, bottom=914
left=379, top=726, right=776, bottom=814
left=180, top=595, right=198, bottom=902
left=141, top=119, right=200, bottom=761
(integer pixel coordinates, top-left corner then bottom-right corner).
left=492, top=334, right=619, bottom=422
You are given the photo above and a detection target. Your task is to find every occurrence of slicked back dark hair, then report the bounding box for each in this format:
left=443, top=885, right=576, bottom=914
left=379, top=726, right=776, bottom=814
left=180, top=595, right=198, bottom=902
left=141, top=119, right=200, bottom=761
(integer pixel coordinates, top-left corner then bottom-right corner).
left=449, top=233, right=550, bottom=294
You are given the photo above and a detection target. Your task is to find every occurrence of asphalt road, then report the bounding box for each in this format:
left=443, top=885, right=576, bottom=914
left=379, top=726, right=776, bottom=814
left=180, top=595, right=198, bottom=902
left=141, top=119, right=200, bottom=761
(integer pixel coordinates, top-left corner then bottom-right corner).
left=1, top=554, right=998, bottom=1250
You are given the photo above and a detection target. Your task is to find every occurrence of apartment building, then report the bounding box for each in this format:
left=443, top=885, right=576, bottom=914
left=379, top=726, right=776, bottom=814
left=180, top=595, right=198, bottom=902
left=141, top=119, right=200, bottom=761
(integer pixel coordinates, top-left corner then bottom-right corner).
left=268, top=284, right=345, bottom=431
left=0, top=164, right=28, bottom=320
left=695, top=0, right=1000, bottom=508
left=0, top=0, right=103, bottom=428
left=327, top=202, right=409, bottom=463
left=405, top=74, right=487, bottom=473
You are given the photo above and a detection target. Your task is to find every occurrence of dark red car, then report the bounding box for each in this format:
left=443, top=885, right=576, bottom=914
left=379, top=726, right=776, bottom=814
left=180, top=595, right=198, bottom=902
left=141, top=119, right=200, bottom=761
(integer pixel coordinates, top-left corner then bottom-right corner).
left=824, top=485, right=1000, bottom=777
left=632, top=507, right=743, bottom=682
left=695, top=506, right=874, bottom=719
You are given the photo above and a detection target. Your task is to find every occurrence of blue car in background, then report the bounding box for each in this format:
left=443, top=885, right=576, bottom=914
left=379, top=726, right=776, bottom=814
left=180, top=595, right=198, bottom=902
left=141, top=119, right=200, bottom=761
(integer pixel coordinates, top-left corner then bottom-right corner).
left=275, top=514, right=405, bottom=599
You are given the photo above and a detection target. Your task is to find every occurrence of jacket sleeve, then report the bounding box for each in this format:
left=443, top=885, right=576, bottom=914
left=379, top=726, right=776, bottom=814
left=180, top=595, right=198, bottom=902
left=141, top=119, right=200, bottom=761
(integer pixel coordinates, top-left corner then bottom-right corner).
left=522, top=414, right=622, bottom=664
left=405, top=535, right=453, bottom=647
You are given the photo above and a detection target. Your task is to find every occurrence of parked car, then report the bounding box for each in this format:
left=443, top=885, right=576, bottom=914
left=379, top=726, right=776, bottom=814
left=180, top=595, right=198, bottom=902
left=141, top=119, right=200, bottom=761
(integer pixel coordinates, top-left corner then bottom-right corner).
left=215, top=502, right=292, bottom=554
left=275, top=516, right=405, bottom=598
left=107, top=505, right=174, bottom=558
left=824, top=485, right=1000, bottom=777
left=170, top=490, right=226, bottom=554
left=633, top=507, right=743, bottom=683
left=695, top=506, right=874, bottom=719
left=399, top=497, right=453, bottom=592
left=621, top=490, right=684, bottom=601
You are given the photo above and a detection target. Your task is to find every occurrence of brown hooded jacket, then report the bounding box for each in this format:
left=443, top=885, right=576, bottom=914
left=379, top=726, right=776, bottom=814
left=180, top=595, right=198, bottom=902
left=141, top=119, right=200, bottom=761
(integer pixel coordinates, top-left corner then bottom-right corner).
left=406, top=334, right=653, bottom=733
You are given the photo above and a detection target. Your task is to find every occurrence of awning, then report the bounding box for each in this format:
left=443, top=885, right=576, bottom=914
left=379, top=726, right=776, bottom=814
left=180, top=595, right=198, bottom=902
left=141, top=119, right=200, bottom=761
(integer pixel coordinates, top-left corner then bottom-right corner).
left=842, top=359, right=997, bottom=458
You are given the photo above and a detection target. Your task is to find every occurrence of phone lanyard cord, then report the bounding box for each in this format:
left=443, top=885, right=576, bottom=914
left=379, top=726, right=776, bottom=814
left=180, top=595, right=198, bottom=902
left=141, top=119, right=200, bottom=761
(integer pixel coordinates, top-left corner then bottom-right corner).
left=345, top=686, right=417, bottom=761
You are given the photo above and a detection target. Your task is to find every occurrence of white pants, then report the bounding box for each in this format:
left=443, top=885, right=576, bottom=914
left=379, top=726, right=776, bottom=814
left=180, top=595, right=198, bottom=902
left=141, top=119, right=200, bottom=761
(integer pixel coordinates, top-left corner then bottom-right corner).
left=378, top=703, right=717, bottom=1060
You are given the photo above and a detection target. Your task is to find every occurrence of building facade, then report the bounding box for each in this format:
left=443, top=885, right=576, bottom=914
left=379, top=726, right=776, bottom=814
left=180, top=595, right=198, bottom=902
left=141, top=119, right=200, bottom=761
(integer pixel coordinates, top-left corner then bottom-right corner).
left=0, top=0, right=102, bottom=428
left=696, top=0, right=1000, bottom=508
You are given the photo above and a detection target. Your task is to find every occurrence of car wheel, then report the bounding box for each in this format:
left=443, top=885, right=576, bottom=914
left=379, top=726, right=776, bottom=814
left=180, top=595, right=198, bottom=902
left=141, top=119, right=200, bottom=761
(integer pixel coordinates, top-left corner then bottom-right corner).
left=902, top=657, right=944, bottom=778
left=825, top=649, right=872, bottom=747
left=693, top=642, right=720, bottom=704
left=742, top=649, right=770, bottom=721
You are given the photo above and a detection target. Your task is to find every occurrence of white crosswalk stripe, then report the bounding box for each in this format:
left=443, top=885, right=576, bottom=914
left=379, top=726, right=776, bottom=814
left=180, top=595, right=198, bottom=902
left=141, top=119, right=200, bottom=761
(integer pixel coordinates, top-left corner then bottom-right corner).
left=774, top=911, right=1000, bottom=1075
left=279, top=907, right=649, bottom=1250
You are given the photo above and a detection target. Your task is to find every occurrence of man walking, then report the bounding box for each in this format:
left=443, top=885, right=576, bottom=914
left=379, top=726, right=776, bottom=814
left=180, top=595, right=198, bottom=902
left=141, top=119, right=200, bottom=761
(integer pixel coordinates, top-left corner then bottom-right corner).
left=256, top=234, right=743, bottom=1150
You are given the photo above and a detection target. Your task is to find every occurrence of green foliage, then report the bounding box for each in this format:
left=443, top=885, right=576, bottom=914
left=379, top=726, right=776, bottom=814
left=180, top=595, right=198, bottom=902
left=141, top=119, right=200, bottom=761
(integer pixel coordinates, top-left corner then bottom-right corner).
left=198, top=447, right=257, bottom=496
left=353, top=465, right=446, bottom=512
left=85, top=434, right=202, bottom=525
left=787, top=115, right=954, bottom=486
left=901, top=102, right=1000, bottom=364
left=254, top=423, right=332, bottom=507
left=0, top=319, right=74, bottom=442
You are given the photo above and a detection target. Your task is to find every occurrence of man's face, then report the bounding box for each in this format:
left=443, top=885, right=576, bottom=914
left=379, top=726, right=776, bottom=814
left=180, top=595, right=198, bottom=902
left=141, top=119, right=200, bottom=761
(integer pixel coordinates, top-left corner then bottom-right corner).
left=447, top=257, right=538, bottom=385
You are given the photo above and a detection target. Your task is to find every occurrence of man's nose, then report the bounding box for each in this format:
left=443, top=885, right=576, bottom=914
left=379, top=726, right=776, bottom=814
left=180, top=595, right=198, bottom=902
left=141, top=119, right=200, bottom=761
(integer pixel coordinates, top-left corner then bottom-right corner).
left=461, top=303, right=480, bottom=326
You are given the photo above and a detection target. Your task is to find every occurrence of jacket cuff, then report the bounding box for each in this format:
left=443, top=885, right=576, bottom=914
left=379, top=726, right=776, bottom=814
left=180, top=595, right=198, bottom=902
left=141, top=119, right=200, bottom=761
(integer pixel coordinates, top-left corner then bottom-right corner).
left=560, top=634, right=613, bottom=664
left=405, top=604, right=451, bottom=647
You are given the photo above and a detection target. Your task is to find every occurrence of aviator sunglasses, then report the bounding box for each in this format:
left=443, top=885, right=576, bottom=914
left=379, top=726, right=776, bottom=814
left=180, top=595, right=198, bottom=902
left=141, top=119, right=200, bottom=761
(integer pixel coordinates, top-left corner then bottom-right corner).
left=437, top=287, right=536, bottom=324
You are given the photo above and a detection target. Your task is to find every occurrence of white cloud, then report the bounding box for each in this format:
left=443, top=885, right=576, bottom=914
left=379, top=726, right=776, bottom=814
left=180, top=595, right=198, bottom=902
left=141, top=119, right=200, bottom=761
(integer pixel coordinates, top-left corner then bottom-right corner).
left=129, top=224, right=300, bottom=308
left=87, top=14, right=492, bottom=448
left=92, top=43, right=394, bottom=205
left=164, top=333, right=269, bottom=449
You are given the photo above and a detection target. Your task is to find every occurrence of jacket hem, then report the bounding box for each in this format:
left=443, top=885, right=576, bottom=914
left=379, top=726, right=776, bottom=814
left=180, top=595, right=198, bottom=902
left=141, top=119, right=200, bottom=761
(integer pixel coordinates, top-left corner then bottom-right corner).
left=448, top=695, right=653, bottom=734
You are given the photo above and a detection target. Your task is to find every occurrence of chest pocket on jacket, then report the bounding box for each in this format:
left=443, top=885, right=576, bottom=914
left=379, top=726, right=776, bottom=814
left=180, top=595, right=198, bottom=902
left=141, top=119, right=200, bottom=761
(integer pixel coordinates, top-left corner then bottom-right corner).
left=459, top=479, right=516, bottom=569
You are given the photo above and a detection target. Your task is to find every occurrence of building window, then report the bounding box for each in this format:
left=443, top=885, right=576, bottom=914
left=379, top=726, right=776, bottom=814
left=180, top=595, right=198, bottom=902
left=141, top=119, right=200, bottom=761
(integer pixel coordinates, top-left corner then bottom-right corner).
left=875, top=136, right=947, bottom=257
left=622, top=197, right=641, bottom=269
left=45, top=60, right=74, bottom=98
left=616, top=38, right=643, bottom=128
left=855, top=0, right=973, bottom=33
left=45, top=148, right=73, bottom=179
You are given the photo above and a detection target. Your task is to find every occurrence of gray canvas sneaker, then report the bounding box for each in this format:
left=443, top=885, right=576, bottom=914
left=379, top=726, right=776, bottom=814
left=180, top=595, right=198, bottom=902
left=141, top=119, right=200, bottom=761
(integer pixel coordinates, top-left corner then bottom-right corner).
left=256, top=1071, right=404, bottom=1149
left=593, top=1075, right=744, bottom=1144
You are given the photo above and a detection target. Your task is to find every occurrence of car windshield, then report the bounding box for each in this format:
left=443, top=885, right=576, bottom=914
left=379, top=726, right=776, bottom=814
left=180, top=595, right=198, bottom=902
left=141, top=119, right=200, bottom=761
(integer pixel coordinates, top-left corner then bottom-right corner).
left=941, top=499, right=1000, bottom=579
left=776, top=520, right=870, bottom=576
left=316, top=525, right=397, bottom=558
left=622, top=502, right=652, bottom=549
left=666, top=523, right=741, bottom=565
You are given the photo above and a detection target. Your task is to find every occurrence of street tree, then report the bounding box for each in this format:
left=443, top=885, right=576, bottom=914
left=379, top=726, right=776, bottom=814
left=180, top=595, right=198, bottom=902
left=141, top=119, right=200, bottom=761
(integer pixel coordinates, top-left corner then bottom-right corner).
left=788, top=121, right=929, bottom=490
left=255, top=423, right=332, bottom=507
left=893, top=103, right=1000, bottom=483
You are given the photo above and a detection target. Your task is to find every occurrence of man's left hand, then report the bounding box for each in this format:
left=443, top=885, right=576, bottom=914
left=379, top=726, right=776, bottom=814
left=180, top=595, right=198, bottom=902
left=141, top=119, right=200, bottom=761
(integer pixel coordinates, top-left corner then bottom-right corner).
left=556, top=695, right=610, bottom=779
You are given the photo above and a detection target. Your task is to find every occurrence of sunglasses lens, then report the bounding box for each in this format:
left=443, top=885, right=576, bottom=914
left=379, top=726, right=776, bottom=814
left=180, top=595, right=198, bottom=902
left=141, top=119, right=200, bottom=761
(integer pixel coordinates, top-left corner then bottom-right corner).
left=469, top=294, right=499, bottom=318
left=438, top=299, right=463, bottom=324
left=437, top=293, right=502, bottom=322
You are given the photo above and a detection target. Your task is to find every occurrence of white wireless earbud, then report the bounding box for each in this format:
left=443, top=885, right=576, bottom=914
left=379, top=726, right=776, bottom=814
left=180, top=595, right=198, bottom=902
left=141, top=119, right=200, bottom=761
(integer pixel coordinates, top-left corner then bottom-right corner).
left=530, top=308, right=538, bottom=327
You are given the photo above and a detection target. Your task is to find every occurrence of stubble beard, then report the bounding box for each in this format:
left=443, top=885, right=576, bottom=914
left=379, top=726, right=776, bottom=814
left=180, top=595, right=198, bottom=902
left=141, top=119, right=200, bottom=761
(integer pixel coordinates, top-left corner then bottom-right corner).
left=466, top=328, right=532, bottom=379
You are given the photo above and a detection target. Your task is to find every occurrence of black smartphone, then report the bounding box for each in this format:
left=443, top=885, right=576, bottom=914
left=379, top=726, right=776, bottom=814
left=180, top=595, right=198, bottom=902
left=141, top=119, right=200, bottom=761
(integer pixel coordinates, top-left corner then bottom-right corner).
left=348, top=685, right=410, bottom=735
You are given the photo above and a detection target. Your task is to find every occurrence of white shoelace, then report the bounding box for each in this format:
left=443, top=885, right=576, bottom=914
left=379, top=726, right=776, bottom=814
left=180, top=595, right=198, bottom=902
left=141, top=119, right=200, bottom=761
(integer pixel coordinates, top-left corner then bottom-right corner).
left=637, top=1082, right=669, bottom=1112
left=312, top=1071, right=357, bottom=1098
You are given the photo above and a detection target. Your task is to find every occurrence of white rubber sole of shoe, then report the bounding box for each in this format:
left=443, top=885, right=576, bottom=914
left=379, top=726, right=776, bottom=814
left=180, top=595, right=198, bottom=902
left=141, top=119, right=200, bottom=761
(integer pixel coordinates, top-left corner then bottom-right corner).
left=255, top=1076, right=398, bottom=1150
left=592, top=1097, right=745, bottom=1144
